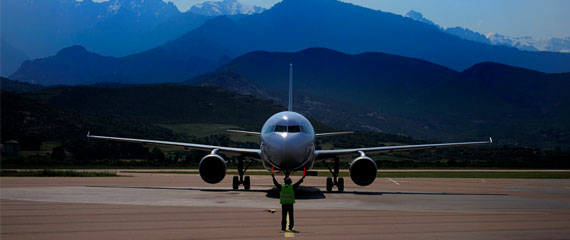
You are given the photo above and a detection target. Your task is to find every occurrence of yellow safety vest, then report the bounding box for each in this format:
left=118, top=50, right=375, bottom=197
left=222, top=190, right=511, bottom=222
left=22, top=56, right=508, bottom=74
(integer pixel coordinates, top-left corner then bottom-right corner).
left=280, top=184, right=295, bottom=204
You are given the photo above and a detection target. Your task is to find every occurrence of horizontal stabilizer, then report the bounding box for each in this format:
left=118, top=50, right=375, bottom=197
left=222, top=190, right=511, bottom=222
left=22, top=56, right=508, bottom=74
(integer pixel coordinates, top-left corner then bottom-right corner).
left=315, top=131, right=354, bottom=137
left=226, top=129, right=261, bottom=135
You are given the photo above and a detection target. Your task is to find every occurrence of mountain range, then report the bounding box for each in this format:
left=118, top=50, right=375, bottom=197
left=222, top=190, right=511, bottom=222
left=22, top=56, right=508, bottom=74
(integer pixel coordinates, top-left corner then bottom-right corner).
left=5, top=42, right=570, bottom=150
left=0, top=0, right=267, bottom=77
left=189, top=0, right=265, bottom=16
left=9, top=0, right=570, bottom=86
left=405, top=10, right=570, bottom=53
left=1, top=39, right=29, bottom=77
left=485, top=33, right=570, bottom=53
left=1, top=0, right=190, bottom=57
left=3, top=0, right=570, bottom=150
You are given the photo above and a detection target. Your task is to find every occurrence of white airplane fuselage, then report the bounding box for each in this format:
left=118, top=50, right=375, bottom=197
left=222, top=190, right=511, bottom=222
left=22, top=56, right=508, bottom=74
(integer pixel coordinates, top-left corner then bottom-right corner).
left=260, top=111, right=316, bottom=173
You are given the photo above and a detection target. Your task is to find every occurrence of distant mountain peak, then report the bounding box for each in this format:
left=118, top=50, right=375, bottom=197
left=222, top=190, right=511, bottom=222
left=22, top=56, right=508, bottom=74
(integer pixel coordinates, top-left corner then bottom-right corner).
left=298, top=47, right=347, bottom=55
left=404, top=10, right=570, bottom=53
left=405, top=10, right=437, bottom=26
left=56, top=45, right=89, bottom=56
left=463, top=61, right=541, bottom=75
left=189, top=0, right=265, bottom=16
left=486, top=33, right=570, bottom=53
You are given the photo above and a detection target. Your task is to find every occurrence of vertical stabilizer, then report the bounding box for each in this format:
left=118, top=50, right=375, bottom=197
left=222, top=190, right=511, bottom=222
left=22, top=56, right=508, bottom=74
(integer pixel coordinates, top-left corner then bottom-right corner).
left=288, top=63, right=293, bottom=112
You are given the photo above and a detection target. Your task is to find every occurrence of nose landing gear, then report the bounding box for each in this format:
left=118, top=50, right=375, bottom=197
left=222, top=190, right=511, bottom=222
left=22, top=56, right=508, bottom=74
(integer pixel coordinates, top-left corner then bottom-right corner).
left=325, top=157, right=344, bottom=192
left=233, top=157, right=253, bottom=190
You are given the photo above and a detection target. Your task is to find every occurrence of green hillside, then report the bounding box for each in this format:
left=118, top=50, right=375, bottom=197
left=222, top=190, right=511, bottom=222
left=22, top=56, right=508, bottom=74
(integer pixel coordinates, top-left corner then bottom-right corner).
left=2, top=83, right=568, bottom=169
left=201, top=49, right=570, bottom=149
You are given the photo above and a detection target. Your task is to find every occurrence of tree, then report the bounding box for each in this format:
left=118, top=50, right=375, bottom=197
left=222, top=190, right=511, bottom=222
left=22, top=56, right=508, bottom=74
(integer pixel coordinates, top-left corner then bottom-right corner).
left=51, top=146, right=66, bottom=161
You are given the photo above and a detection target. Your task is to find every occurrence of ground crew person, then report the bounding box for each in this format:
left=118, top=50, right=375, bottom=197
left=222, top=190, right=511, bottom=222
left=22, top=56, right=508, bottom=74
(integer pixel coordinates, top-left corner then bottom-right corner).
left=272, top=170, right=305, bottom=231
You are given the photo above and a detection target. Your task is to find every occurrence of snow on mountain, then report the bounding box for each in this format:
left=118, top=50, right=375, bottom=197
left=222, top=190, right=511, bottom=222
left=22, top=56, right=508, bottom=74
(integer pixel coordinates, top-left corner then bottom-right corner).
left=405, top=10, right=570, bottom=53
left=486, top=33, right=570, bottom=53
left=2, top=0, right=208, bottom=58
left=189, top=0, right=265, bottom=16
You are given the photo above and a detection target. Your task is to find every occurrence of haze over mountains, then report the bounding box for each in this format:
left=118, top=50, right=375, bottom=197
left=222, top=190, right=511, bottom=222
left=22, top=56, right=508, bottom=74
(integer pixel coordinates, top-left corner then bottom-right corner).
left=405, top=10, right=570, bottom=53
left=0, top=0, right=195, bottom=76
left=1, top=0, right=196, bottom=57
left=0, top=0, right=264, bottom=76
left=8, top=0, right=570, bottom=85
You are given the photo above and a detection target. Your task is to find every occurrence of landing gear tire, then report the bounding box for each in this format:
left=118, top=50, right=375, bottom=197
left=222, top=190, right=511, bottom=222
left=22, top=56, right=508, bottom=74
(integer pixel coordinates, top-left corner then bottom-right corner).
left=244, top=176, right=251, bottom=190
left=234, top=157, right=253, bottom=190
left=326, top=177, right=333, bottom=192
left=337, top=177, right=344, bottom=192
left=325, top=157, right=345, bottom=192
left=232, top=176, right=239, bottom=190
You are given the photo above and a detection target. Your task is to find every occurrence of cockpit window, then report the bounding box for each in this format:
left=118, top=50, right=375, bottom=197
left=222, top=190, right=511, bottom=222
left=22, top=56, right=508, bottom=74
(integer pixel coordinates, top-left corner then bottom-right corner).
left=274, top=125, right=287, bottom=132
left=264, top=125, right=275, bottom=134
left=266, top=124, right=308, bottom=134
left=288, top=126, right=301, bottom=133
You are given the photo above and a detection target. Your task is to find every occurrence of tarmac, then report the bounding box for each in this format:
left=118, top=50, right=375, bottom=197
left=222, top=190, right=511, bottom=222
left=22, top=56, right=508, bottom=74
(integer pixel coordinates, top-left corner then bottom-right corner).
left=1, top=172, right=570, bottom=239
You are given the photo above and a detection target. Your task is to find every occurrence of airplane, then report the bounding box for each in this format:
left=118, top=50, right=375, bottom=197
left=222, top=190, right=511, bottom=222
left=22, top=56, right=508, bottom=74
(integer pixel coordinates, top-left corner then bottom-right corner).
left=87, top=64, right=492, bottom=192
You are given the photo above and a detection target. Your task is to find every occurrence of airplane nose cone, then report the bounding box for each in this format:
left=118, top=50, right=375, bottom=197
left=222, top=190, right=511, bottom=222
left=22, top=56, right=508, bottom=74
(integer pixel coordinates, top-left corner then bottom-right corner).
left=263, top=133, right=314, bottom=169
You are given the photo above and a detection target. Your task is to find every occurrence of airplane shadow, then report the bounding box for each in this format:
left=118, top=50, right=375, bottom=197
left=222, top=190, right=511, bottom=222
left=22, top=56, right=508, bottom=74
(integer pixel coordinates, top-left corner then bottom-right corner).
left=264, top=186, right=506, bottom=199
left=266, top=186, right=326, bottom=199
left=86, top=185, right=268, bottom=193
left=87, top=185, right=506, bottom=200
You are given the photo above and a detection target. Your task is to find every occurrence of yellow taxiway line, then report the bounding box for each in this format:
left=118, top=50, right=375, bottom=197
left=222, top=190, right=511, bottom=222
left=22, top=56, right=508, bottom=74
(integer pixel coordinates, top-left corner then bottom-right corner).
left=284, top=213, right=295, bottom=237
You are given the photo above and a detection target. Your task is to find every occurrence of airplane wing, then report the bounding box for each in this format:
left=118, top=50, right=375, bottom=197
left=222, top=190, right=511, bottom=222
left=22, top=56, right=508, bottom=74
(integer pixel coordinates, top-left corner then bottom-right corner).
left=87, top=132, right=261, bottom=158
left=315, top=137, right=492, bottom=160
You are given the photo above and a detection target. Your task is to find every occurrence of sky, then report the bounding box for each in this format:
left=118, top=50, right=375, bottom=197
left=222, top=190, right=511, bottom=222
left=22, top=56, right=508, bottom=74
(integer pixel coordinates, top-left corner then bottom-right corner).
left=345, top=0, right=570, bottom=39
left=96, top=0, right=570, bottom=39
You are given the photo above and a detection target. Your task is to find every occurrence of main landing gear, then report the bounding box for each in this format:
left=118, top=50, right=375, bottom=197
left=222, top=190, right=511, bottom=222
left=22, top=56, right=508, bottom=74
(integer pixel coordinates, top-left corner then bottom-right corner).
left=233, top=157, right=253, bottom=190
left=324, top=157, right=344, bottom=192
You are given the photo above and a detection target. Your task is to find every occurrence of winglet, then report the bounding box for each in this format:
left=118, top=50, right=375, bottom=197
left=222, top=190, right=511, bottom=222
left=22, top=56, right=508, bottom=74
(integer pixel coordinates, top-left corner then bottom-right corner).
left=489, top=137, right=493, bottom=143
left=87, top=131, right=91, bottom=137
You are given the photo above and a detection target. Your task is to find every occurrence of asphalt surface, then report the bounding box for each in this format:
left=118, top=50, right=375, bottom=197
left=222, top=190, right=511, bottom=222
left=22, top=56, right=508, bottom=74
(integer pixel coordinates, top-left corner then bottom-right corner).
left=2, top=173, right=569, bottom=239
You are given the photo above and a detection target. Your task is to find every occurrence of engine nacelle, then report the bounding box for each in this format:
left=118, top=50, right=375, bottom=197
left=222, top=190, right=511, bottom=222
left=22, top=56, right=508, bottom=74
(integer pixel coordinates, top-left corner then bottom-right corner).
left=349, top=155, right=377, bottom=186
left=199, top=153, right=227, bottom=184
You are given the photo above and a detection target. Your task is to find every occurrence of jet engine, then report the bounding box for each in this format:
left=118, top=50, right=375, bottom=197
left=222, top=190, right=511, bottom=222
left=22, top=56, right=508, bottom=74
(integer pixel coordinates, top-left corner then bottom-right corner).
left=349, top=154, right=377, bottom=186
left=199, top=153, right=227, bottom=184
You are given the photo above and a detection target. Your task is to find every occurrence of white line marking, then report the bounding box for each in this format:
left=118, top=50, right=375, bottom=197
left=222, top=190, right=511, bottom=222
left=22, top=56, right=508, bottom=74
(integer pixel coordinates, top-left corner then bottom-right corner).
left=387, top=178, right=400, bottom=185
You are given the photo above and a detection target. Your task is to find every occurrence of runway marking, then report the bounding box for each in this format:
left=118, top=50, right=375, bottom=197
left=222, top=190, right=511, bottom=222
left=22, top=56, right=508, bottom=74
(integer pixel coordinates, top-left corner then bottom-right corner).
left=387, top=178, right=400, bottom=185
left=481, top=179, right=486, bottom=183
left=405, top=209, right=549, bottom=215
left=284, top=213, right=295, bottom=237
